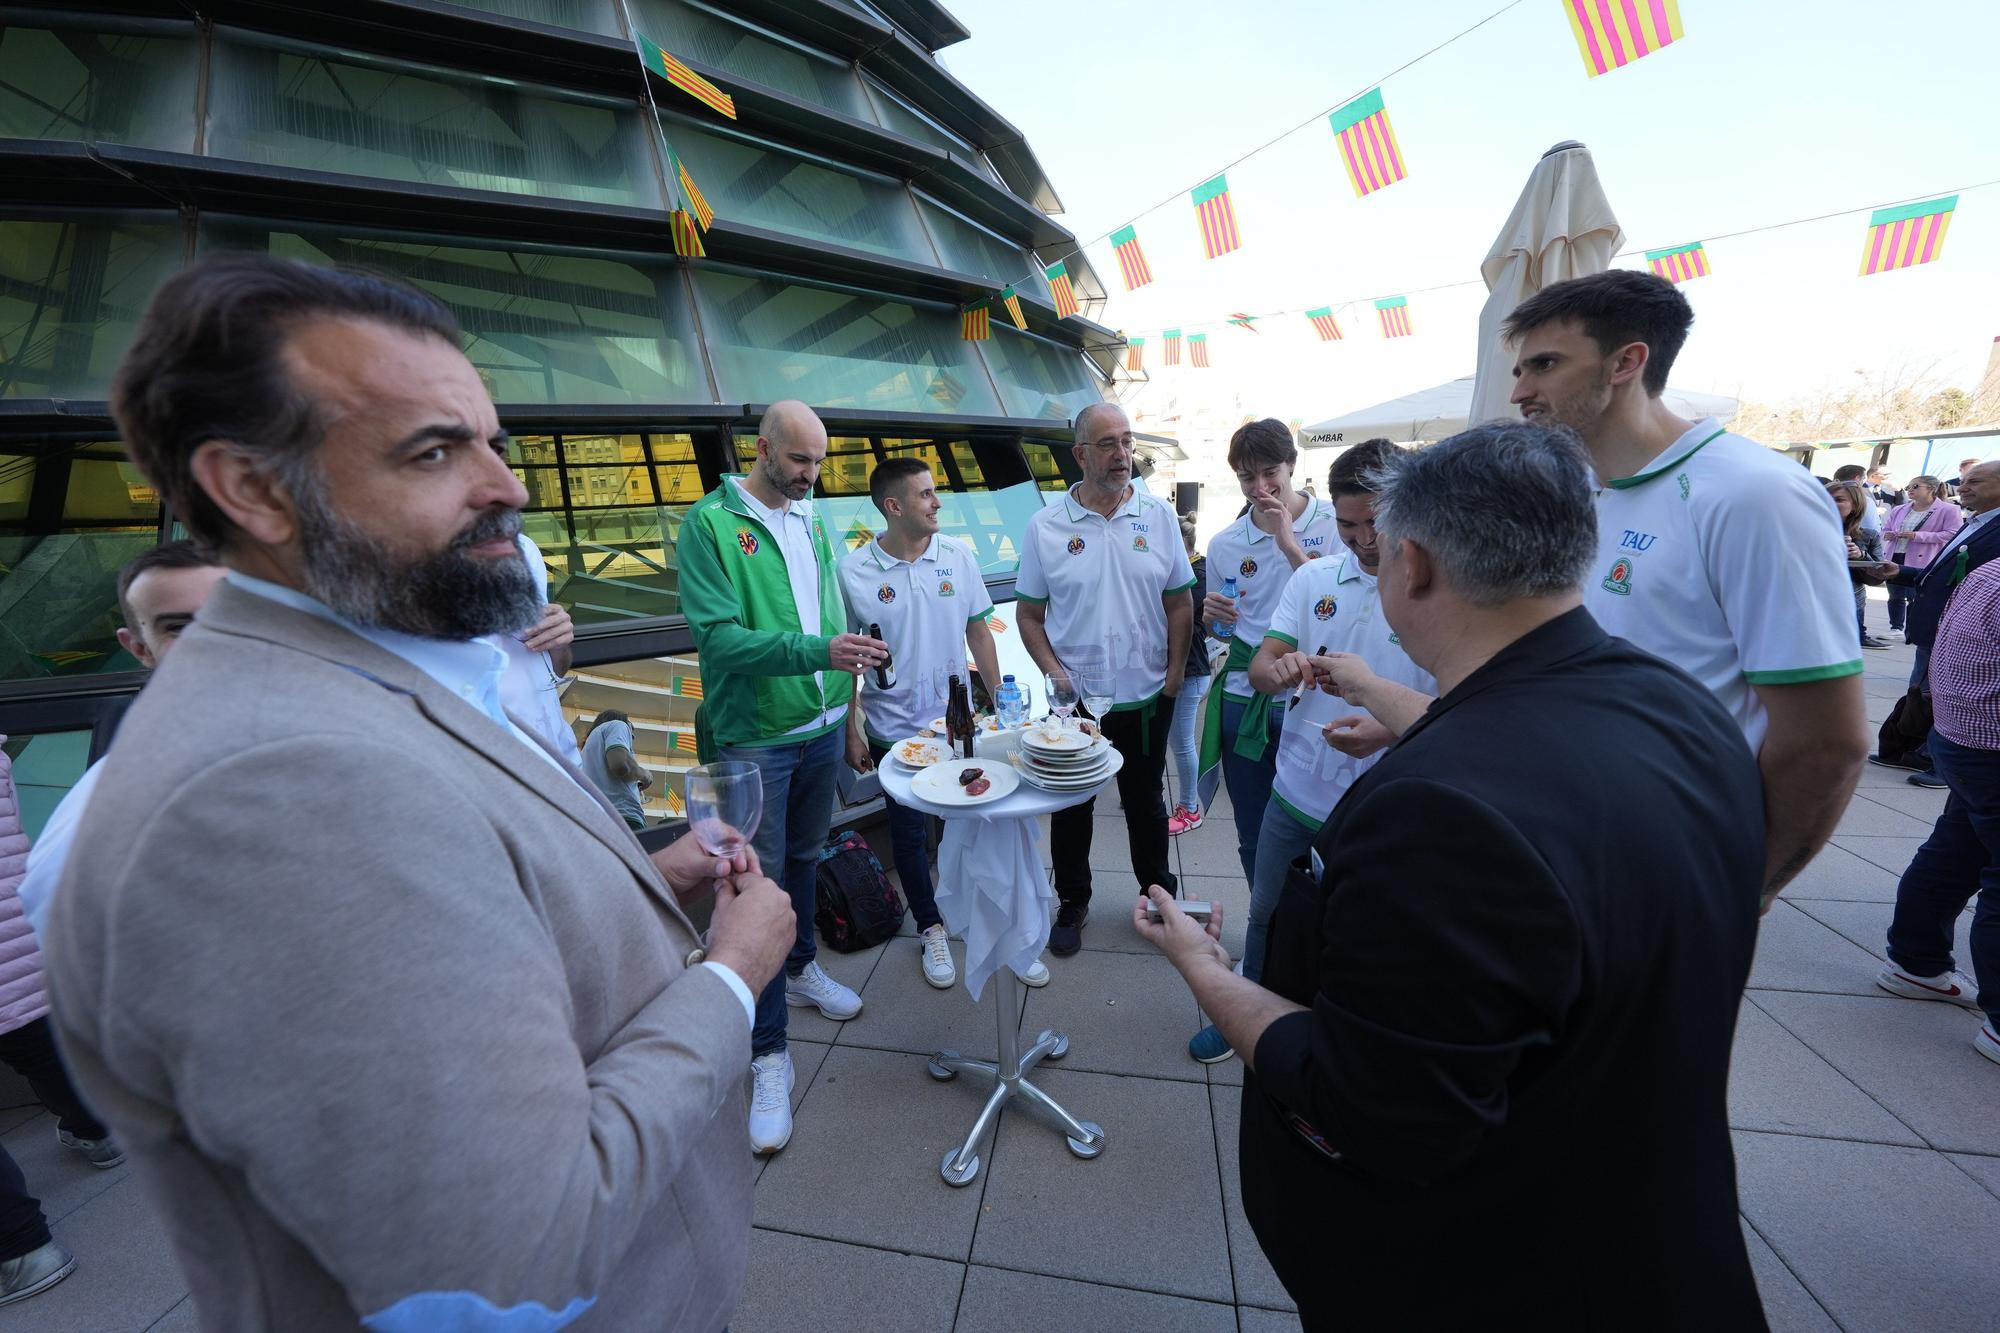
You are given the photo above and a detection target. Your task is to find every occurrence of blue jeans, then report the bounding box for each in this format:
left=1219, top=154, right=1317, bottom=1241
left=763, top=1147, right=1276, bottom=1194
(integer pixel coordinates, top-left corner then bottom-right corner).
left=1167, top=675, right=1210, bottom=811
left=1244, top=799, right=1321, bottom=982
left=720, top=726, right=844, bottom=1057
left=1220, top=694, right=1285, bottom=885
left=869, top=742, right=941, bottom=932
left=1887, top=731, right=2000, bottom=1024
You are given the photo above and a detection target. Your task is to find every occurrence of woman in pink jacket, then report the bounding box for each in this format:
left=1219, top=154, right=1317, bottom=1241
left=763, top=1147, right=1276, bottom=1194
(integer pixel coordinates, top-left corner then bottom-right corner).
left=1881, top=475, right=1965, bottom=637
left=0, top=741, right=124, bottom=1308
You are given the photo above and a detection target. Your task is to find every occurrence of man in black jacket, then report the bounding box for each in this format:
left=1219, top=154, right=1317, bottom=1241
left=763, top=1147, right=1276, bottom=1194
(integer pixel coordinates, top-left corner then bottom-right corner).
left=1136, top=422, right=1768, bottom=1330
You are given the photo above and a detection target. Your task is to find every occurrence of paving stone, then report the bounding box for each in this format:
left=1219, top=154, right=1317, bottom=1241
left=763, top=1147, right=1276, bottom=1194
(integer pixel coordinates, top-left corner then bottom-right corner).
left=779, top=939, right=887, bottom=1044
left=0, top=1178, right=185, bottom=1333
left=1832, top=795, right=1940, bottom=838
left=1853, top=759, right=1930, bottom=789
left=1207, top=1050, right=1244, bottom=1086
left=1020, top=948, right=1204, bottom=1082
left=0, top=1102, right=43, bottom=1136
left=1946, top=1151, right=2000, bottom=1201
left=1175, top=873, right=1254, bottom=961
left=1778, top=843, right=1901, bottom=903
left=730, top=1229, right=962, bottom=1333
left=1788, top=897, right=1974, bottom=970
left=952, top=1265, right=1236, bottom=1332
left=749, top=1040, right=831, bottom=1185
left=1829, top=834, right=1928, bottom=877
left=1174, top=819, right=1260, bottom=881
left=971, top=1066, right=1232, bottom=1303
left=1753, top=991, right=2000, bottom=1154
left=1748, top=900, right=1888, bottom=997
left=1741, top=1220, right=1838, bottom=1333
left=1730, top=999, right=1921, bottom=1144
left=838, top=937, right=1027, bottom=1062
left=1207, top=1084, right=1295, bottom=1313
left=753, top=1046, right=986, bottom=1261
left=1844, top=784, right=1950, bottom=822
left=0, top=1110, right=131, bottom=1228
left=1735, top=1129, right=2000, bottom=1332
left=143, top=1297, right=198, bottom=1331
left=1237, top=1307, right=1306, bottom=1332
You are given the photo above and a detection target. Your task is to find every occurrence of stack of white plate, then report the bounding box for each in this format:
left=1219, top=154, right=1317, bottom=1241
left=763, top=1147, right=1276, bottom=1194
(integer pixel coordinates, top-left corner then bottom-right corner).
left=1014, top=725, right=1114, bottom=791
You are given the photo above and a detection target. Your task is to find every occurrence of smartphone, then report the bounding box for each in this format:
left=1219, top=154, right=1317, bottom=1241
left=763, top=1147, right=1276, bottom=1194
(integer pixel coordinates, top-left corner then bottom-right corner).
left=1145, top=899, right=1214, bottom=923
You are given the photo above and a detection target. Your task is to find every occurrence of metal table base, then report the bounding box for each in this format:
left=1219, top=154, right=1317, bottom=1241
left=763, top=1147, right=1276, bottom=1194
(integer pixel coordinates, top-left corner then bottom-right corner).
left=927, top=967, right=1105, bottom=1186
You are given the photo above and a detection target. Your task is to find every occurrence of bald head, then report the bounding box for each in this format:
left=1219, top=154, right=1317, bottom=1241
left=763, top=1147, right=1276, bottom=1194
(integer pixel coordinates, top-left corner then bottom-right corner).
left=751, top=399, right=828, bottom=503
left=1074, top=402, right=1127, bottom=447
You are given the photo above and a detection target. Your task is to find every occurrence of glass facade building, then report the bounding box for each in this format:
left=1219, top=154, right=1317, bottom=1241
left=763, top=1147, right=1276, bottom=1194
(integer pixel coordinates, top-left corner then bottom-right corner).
left=0, top=0, right=1124, bottom=822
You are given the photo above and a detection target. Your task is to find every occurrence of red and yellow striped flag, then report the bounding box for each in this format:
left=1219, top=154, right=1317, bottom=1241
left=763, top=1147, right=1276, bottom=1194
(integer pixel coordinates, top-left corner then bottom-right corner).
left=999, top=286, right=1027, bottom=330
left=1375, top=295, right=1412, bottom=338
left=665, top=787, right=686, bottom=815
left=1191, top=174, right=1242, bottom=259
left=1110, top=225, right=1153, bottom=291
left=1565, top=0, right=1685, bottom=78
left=1125, top=337, right=1145, bottom=373
left=1188, top=333, right=1210, bottom=368
left=1306, top=307, right=1343, bottom=341
left=638, top=35, right=736, bottom=119
left=672, top=675, right=704, bottom=699
left=672, top=151, right=714, bottom=230
left=1046, top=261, right=1080, bottom=318
left=1328, top=89, right=1408, bottom=198
left=1860, top=196, right=1956, bottom=276
left=961, top=300, right=991, bottom=341
left=670, top=209, right=705, bottom=258
left=1228, top=312, right=1258, bottom=333
left=1163, top=328, right=1182, bottom=365
left=672, top=731, right=700, bottom=755
left=1646, top=242, right=1709, bottom=283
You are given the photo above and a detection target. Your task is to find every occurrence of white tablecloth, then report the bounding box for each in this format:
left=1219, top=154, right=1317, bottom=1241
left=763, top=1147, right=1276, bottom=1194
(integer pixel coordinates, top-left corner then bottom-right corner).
left=876, top=742, right=1122, bottom=1000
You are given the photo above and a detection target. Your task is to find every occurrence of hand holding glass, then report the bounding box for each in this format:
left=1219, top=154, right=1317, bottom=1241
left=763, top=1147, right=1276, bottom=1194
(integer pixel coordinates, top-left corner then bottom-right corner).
left=686, top=761, right=763, bottom=858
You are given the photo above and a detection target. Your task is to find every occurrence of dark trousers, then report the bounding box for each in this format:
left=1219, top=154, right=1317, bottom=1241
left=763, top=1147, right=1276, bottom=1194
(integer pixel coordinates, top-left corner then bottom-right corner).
left=1050, top=698, right=1178, bottom=908
left=0, top=1017, right=109, bottom=1262
left=1887, top=552, right=1913, bottom=630
left=869, top=743, right=942, bottom=932
left=1879, top=647, right=1935, bottom=766
left=1887, top=732, right=2000, bottom=1025
left=0, top=1146, right=48, bottom=1263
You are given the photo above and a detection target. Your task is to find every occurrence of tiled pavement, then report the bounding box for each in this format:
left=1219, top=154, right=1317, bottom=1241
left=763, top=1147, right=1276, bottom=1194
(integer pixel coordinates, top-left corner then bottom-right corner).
left=5, top=607, right=1995, bottom=1331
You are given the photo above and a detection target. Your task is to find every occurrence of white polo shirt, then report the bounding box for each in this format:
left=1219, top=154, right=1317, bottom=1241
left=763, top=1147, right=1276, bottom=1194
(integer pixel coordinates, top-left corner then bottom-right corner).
left=1263, top=552, right=1433, bottom=828
left=1015, top=485, right=1196, bottom=707
left=729, top=477, right=846, bottom=736
left=838, top=533, right=995, bottom=744
left=1205, top=494, right=1340, bottom=697
left=1583, top=418, right=1860, bottom=751
left=491, top=533, right=581, bottom=764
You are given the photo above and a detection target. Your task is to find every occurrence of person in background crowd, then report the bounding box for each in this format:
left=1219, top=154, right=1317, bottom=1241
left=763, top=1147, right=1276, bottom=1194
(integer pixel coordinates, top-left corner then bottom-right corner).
left=20, top=542, right=228, bottom=938
left=1868, top=465, right=1902, bottom=509
left=680, top=399, right=886, bottom=1154
left=0, top=745, right=122, bottom=1308
left=580, top=709, right=649, bottom=831
left=47, top=254, right=796, bottom=1330
left=1946, top=457, right=1981, bottom=498
left=1195, top=419, right=1339, bottom=885
left=838, top=456, right=1031, bottom=990
left=493, top=533, right=579, bottom=764
left=1874, top=555, right=2000, bottom=1069
left=1016, top=402, right=1194, bottom=956
left=1880, top=475, right=1962, bottom=637
left=1186, top=438, right=1431, bottom=1066
left=1136, top=424, right=1767, bottom=1327
left=1827, top=479, right=1892, bottom=648
left=1167, top=514, right=1212, bottom=835
left=1833, top=463, right=1882, bottom=538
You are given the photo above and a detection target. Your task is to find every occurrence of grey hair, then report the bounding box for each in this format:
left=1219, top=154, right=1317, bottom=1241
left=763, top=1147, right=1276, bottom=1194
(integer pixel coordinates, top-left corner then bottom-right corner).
left=1369, top=421, right=1598, bottom=608
left=1073, top=401, right=1127, bottom=444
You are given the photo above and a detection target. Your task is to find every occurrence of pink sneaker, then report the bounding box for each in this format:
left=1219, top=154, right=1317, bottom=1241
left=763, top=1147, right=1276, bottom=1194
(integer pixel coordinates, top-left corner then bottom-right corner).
left=1168, top=804, right=1204, bottom=836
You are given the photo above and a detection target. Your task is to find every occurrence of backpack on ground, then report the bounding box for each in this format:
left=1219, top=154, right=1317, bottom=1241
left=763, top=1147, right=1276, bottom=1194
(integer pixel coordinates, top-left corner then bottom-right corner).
left=814, top=830, right=905, bottom=952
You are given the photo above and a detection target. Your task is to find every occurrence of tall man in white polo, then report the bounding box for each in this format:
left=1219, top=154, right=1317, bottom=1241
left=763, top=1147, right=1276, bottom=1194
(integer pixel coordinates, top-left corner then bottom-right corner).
left=838, top=456, right=1003, bottom=989
left=1016, top=403, right=1195, bottom=955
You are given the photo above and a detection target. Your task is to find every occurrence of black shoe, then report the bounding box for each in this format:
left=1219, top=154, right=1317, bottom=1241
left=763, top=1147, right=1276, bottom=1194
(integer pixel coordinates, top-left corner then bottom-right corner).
left=1049, top=902, right=1089, bottom=956
left=1908, top=770, right=1949, bottom=789
left=1869, top=752, right=1927, bottom=772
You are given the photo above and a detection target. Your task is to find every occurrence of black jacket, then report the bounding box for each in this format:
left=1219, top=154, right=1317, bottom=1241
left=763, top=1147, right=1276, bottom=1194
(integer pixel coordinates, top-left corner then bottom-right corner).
left=1241, top=608, right=1767, bottom=1331
left=1894, top=513, right=2000, bottom=648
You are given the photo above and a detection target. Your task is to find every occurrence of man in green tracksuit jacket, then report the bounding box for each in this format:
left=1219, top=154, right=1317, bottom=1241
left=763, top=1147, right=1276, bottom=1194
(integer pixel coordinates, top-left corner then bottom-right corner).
left=679, top=400, right=888, bottom=1155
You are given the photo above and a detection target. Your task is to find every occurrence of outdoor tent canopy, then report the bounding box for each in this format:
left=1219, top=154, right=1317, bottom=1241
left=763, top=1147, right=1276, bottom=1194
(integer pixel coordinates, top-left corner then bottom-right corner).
left=1301, top=376, right=1739, bottom=446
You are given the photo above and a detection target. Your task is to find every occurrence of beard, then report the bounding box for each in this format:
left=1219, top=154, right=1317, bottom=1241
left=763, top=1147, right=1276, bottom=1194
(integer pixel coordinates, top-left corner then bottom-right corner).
left=292, top=479, right=541, bottom=639
left=759, top=457, right=811, bottom=500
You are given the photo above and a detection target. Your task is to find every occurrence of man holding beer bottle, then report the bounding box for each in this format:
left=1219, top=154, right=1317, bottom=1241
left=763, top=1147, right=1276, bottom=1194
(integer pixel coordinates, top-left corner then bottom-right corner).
left=839, top=456, right=1012, bottom=990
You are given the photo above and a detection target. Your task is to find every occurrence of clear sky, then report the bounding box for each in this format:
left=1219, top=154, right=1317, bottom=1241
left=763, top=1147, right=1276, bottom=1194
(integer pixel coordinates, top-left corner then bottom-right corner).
left=941, top=0, right=2000, bottom=430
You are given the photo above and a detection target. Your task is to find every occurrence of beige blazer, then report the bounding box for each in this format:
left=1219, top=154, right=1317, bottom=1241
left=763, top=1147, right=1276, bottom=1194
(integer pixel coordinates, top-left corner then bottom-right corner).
left=44, top=580, right=751, bottom=1331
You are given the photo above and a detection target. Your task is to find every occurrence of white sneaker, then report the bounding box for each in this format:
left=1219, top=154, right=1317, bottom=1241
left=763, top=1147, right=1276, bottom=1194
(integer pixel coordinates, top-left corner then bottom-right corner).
left=1020, top=958, right=1051, bottom=988
left=748, top=1050, right=795, bottom=1154
left=785, top=960, right=863, bottom=1019
left=919, top=926, right=957, bottom=989
left=1876, top=964, right=1982, bottom=1009
left=1976, top=1024, right=2000, bottom=1068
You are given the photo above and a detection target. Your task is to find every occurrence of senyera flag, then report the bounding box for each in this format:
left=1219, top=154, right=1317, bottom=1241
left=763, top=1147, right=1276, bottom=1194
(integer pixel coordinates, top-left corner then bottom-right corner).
left=1046, top=261, right=1080, bottom=318
left=1188, top=332, right=1211, bottom=367
left=1228, top=312, right=1258, bottom=333
left=669, top=209, right=705, bottom=259
left=1375, top=295, right=1413, bottom=338
left=1329, top=88, right=1408, bottom=198
left=1191, top=174, right=1243, bottom=259
left=669, top=148, right=714, bottom=231
left=1163, top=328, right=1182, bottom=364
left=1110, top=225, right=1154, bottom=290
left=999, top=286, right=1027, bottom=330
left=637, top=35, right=736, bottom=119
left=1565, top=0, right=1685, bottom=79
left=1306, top=306, right=1343, bottom=341
left=1125, top=337, right=1145, bottom=373
left=961, top=299, right=991, bottom=341
left=1646, top=241, right=1710, bottom=283
left=1860, top=196, right=1957, bottom=276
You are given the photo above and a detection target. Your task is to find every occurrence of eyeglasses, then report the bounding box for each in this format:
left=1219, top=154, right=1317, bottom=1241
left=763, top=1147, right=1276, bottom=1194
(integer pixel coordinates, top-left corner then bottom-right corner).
left=1085, top=435, right=1136, bottom=455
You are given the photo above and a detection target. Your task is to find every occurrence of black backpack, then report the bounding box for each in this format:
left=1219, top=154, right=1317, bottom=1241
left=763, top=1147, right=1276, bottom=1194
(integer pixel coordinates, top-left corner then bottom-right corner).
left=813, top=830, right=906, bottom=952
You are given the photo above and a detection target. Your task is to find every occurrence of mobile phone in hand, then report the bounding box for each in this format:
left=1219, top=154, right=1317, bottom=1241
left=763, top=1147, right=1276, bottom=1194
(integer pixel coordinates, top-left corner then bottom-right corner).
left=1145, top=899, right=1214, bottom=923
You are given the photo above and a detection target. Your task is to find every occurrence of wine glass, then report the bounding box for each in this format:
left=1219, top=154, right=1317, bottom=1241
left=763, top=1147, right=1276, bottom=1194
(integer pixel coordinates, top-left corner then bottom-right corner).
left=1077, top=672, right=1113, bottom=728
left=685, top=761, right=763, bottom=857
left=1045, top=673, right=1079, bottom=728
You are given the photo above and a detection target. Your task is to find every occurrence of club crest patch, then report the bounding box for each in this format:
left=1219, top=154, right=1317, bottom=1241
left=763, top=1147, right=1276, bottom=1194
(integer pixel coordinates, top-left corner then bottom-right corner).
left=1313, top=595, right=1338, bottom=620
left=938, top=580, right=955, bottom=597
left=876, top=584, right=895, bottom=604
left=1306, top=551, right=1322, bottom=559
left=1067, top=537, right=1086, bottom=555
left=1132, top=535, right=1149, bottom=552
left=1602, top=556, right=1635, bottom=596
left=1239, top=558, right=1259, bottom=578
left=737, top=529, right=759, bottom=557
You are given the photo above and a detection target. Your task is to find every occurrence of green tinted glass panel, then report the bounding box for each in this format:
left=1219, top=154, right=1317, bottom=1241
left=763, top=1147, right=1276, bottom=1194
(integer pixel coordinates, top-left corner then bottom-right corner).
left=1021, top=441, right=1068, bottom=488
left=200, top=220, right=709, bottom=406
left=629, top=0, right=871, bottom=118
left=947, top=440, right=986, bottom=487
left=694, top=270, right=1002, bottom=417
left=863, top=78, right=997, bottom=182
left=5, top=730, right=94, bottom=839
left=0, top=22, right=198, bottom=150
left=980, top=329, right=1104, bottom=421
left=818, top=438, right=878, bottom=497
left=529, top=504, right=689, bottom=623
left=917, top=198, right=1044, bottom=296
left=436, top=0, right=620, bottom=35
left=815, top=480, right=1044, bottom=576
left=513, top=465, right=566, bottom=509
left=207, top=35, right=660, bottom=208
left=63, top=458, right=159, bottom=522
left=0, top=216, right=184, bottom=401
left=663, top=116, right=933, bottom=264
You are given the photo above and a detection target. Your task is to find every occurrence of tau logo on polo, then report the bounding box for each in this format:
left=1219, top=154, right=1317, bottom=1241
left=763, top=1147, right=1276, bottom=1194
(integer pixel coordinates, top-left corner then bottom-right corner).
left=1602, top=556, right=1635, bottom=596
left=737, top=529, right=760, bottom=557
left=937, top=580, right=955, bottom=597
left=1066, top=537, right=1086, bottom=555
left=1313, top=595, right=1338, bottom=621
left=876, top=584, right=895, bottom=604
left=1239, top=558, right=1259, bottom=578
left=1620, top=530, right=1657, bottom=552
left=1132, top=535, right=1149, bottom=553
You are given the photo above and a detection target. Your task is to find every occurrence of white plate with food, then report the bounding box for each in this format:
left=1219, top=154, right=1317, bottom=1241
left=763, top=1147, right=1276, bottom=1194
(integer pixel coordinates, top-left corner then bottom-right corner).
left=889, top=737, right=948, bottom=769
left=912, top=759, right=1019, bottom=805
left=1019, top=722, right=1099, bottom=755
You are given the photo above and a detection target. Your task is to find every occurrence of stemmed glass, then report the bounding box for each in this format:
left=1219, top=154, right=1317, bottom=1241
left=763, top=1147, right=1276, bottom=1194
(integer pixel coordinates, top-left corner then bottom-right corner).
left=1077, top=672, right=1113, bottom=728
left=1045, top=673, right=1079, bottom=729
left=685, top=761, right=763, bottom=856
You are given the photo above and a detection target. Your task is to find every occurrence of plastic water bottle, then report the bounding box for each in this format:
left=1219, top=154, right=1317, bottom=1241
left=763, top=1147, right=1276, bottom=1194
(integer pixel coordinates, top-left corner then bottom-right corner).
left=995, top=674, right=1027, bottom=730
left=1216, top=576, right=1239, bottom=639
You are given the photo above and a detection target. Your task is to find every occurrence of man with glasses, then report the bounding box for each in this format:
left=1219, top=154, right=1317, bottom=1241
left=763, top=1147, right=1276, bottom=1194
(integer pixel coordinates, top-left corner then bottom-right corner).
left=1016, top=404, right=1195, bottom=955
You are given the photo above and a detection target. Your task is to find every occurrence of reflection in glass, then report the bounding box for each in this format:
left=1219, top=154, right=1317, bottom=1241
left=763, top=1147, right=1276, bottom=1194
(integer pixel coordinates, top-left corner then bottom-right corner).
left=435, top=0, right=620, bottom=36
left=0, top=216, right=184, bottom=402
left=628, top=0, right=872, bottom=118
left=980, top=329, right=1105, bottom=422
left=916, top=197, right=1045, bottom=297
left=0, top=22, right=199, bottom=151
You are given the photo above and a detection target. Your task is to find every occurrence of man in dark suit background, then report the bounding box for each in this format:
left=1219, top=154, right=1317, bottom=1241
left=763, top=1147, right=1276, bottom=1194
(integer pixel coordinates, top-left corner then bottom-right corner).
left=1136, top=422, right=1769, bottom=1329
